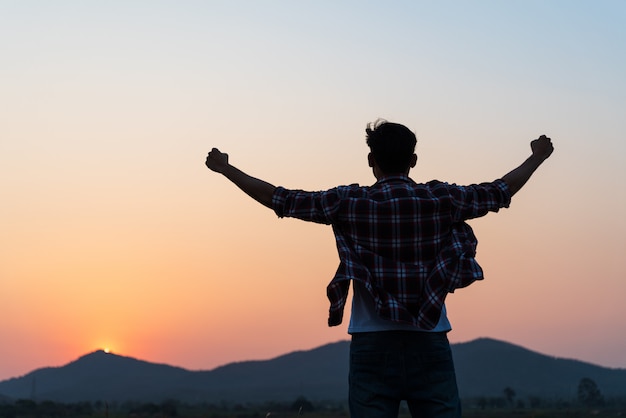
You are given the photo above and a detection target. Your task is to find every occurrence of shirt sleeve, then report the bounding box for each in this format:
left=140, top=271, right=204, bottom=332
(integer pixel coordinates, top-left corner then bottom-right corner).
left=448, top=179, right=512, bottom=222
left=272, top=186, right=342, bottom=225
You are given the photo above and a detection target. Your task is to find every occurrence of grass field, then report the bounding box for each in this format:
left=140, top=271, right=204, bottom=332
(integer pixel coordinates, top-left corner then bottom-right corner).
left=160, top=407, right=625, bottom=418
left=4, top=400, right=625, bottom=417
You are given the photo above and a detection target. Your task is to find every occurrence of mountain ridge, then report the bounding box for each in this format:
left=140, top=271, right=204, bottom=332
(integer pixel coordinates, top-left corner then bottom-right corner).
left=1, top=338, right=624, bottom=403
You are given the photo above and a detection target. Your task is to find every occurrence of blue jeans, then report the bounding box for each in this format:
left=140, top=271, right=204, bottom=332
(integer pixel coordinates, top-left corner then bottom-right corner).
left=349, top=331, right=461, bottom=418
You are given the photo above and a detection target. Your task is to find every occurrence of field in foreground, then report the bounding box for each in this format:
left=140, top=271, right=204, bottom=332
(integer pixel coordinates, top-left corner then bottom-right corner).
left=3, top=398, right=625, bottom=417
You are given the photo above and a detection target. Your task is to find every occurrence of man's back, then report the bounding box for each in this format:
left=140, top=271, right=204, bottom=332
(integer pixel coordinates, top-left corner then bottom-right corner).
left=333, top=176, right=510, bottom=263
left=272, top=174, right=511, bottom=328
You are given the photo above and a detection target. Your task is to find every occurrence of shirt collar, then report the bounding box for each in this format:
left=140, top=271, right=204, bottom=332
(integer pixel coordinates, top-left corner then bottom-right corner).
left=374, top=175, right=413, bottom=185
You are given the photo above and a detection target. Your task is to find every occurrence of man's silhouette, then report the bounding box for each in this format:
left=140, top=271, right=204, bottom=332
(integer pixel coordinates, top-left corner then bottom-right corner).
left=205, top=120, right=554, bottom=418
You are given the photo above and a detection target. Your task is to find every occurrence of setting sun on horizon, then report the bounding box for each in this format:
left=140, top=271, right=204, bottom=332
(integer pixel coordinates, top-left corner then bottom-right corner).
left=1, top=1, right=625, bottom=381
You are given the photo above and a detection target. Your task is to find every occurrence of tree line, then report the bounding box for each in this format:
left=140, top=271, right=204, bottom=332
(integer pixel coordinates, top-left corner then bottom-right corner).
left=0, top=379, right=622, bottom=418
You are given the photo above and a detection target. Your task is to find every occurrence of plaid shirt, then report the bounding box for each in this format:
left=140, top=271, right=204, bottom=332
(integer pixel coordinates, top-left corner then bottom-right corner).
left=272, top=176, right=511, bottom=330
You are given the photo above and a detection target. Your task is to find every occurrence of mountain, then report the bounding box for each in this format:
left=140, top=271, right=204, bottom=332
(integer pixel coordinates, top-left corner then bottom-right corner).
left=0, top=338, right=624, bottom=404
left=453, top=338, right=626, bottom=398
left=0, top=342, right=349, bottom=404
left=0, top=350, right=191, bottom=403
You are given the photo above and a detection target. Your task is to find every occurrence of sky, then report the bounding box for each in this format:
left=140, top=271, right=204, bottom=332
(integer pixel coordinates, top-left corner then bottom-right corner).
left=1, top=0, right=625, bottom=382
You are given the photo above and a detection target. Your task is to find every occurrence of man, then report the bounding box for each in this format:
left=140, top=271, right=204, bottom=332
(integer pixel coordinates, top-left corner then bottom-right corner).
left=205, top=120, right=554, bottom=418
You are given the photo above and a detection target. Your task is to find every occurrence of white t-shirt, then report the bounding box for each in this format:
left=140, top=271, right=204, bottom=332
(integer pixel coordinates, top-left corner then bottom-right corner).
left=348, top=280, right=452, bottom=333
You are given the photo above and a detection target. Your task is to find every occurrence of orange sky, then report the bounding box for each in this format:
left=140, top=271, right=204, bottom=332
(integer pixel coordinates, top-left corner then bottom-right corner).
left=1, top=1, right=625, bottom=381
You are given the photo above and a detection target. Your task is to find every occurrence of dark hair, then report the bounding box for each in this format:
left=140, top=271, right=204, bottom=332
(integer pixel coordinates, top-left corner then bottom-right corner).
left=366, top=119, right=417, bottom=174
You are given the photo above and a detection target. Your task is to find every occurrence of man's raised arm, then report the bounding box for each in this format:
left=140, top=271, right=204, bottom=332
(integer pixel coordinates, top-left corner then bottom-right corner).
left=205, top=148, right=276, bottom=209
left=501, top=135, right=554, bottom=196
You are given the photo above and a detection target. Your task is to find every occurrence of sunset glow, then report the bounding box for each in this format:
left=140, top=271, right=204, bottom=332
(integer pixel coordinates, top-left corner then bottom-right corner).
left=1, top=1, right=625, bottom=381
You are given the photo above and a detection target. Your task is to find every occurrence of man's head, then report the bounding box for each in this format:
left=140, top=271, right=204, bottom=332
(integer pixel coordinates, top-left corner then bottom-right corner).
left=366, top=119, right=417, bottom=176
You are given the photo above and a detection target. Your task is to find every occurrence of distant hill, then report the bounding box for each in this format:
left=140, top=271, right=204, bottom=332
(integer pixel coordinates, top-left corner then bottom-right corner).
left=453, top=338, right=626, bottom=399
left=0, top=338, right=624, bottom=404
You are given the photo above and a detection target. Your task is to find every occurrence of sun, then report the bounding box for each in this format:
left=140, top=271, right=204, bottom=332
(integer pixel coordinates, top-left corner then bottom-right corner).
left=103, top=347, right=111, bottom=354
